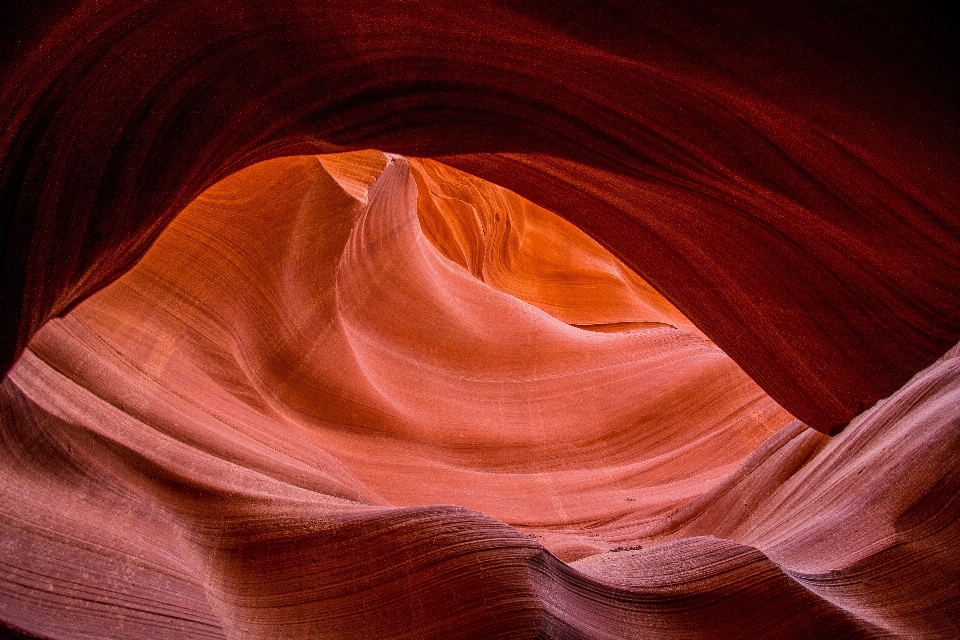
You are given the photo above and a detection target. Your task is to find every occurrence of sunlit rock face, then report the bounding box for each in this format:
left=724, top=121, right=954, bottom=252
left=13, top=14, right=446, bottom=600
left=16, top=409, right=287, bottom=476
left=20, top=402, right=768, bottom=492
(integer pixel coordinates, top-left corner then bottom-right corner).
left=3, top=2, right=960, bottom=433
left=17, top=151, right=791, bottom=559
left=3, top=153, right=960, bottom=638
left=2, top=1, right=960, bottom=638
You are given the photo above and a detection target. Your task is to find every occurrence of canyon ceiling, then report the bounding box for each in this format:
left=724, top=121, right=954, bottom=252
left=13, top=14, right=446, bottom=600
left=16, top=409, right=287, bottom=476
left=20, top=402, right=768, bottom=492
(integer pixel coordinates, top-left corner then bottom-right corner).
left=1, top=1, right=959, bottom=638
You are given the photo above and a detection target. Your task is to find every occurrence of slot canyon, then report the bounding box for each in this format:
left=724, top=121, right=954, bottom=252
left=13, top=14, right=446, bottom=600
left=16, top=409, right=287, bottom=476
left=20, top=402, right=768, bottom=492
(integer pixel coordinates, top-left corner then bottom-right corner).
left=1, top=2, right=959, bottom=638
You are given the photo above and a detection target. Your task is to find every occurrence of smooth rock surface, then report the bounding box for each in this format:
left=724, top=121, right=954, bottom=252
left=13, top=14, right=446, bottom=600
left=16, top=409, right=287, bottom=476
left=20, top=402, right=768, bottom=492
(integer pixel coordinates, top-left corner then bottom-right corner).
left=2, top=153, right=959, bottom=638
left=2, top=3, right=959, bottom=637
left=2, top=1, right=959, bottom=431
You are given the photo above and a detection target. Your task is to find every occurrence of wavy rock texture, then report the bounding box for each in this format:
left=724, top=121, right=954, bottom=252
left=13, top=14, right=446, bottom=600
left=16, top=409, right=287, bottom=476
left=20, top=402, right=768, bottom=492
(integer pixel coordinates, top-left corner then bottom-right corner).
left=410, top=157, right=705, bottom=339
left=2, top=153, right=960, bottom=638
left=2, top=2, right=960, bottom=638
left=2, top=1, right=959, bottom=431
left=13, top=152, right=790, bottom=556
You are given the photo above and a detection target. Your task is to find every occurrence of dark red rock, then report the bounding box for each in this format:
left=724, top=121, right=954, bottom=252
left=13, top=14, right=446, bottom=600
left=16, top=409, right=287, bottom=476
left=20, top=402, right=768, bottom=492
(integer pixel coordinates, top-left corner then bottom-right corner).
left=1, top=2, right=960, bottom=638
left=1, top=1, right=958, bottom=430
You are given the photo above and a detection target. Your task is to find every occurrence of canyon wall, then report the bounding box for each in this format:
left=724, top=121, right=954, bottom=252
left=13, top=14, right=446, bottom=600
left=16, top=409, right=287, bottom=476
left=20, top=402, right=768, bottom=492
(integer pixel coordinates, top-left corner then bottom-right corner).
left=2, top=1, right=959, bottom=431
left=1, top=2, right=959, bottom=638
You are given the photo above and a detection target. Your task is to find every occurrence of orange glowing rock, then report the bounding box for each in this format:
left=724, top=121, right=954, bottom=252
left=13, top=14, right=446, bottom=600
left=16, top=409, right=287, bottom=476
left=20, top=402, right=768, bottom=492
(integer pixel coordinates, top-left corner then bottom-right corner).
left=2, top=152, right=959, bottom=638
left=34, top=153, right=789, bottom=552
left=3, top=3, right=960, bottom=637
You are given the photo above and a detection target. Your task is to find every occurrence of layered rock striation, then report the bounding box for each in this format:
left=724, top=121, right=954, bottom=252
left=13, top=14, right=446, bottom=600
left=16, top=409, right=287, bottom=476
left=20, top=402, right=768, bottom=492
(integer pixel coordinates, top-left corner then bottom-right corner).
left=2, top=153, right=959, bottom=638
left=2, top=1, right=959, bottom=432
left=2, top=2, right=959, bottom=638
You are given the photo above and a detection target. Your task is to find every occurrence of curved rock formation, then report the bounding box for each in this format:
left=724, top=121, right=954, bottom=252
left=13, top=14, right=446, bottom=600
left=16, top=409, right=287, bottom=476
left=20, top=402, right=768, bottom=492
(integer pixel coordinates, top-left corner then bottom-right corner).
left=2, top=1, right=959, bottom=431
left=3, top=152, right=960, bottom=638
left=16, top=152, right=790, bottom=557
left=2, top=2, right=959, bottom=638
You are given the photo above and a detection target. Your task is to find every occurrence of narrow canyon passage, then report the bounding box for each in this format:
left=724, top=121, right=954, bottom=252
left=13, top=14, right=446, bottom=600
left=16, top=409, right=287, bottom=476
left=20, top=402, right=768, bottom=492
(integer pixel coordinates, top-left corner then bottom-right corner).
left=2, top=2, right=959, bottom=638
left=2, top=152, right=960, bottom=638
left=21, top=152, right=793, bottom=559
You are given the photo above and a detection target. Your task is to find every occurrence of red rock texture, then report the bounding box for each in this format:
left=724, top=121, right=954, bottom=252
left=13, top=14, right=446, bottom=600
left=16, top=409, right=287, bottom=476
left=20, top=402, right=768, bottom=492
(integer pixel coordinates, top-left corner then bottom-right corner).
left=1, top=2, right=960, bottom=638
left=3, top=151, right=960, bottom=638
left=28, top=152, right=791, bottom=556
left=2, top=1, right=959, bottom=432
